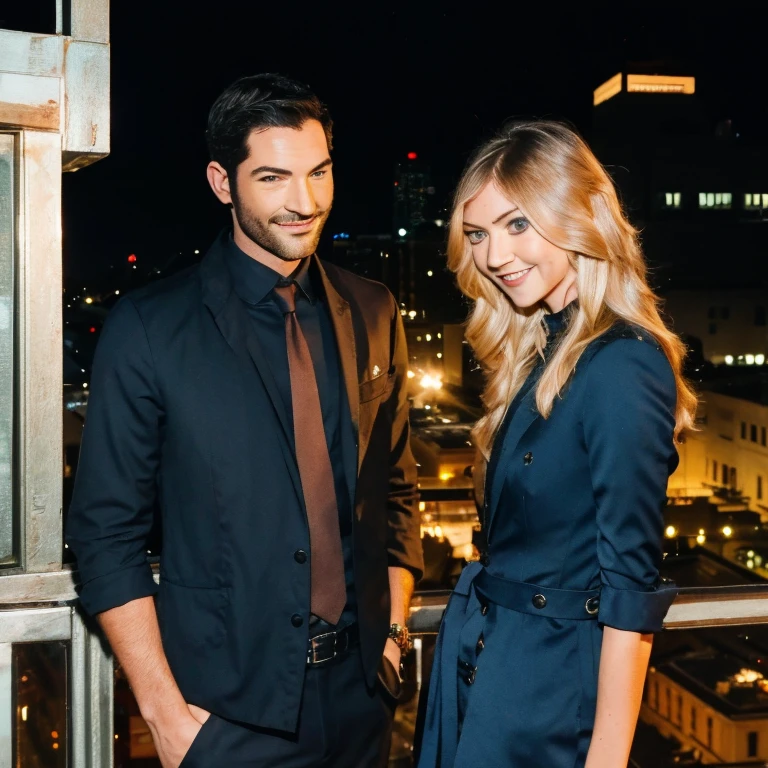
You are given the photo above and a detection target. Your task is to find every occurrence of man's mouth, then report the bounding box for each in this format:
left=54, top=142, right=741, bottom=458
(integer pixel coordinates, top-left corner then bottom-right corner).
left=275, top=216, right=317, bottom=232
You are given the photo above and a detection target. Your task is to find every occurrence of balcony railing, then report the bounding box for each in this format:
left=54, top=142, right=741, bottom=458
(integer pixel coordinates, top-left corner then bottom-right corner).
left=4, top=567, right=768, bottom=766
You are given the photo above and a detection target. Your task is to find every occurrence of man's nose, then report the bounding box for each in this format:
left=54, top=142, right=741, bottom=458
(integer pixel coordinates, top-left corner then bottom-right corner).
left=285, top=178, right=316, bottom=216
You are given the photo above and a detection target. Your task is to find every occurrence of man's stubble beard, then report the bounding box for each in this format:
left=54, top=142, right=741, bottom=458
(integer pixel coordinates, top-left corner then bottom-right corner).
left=232, top=191, right=332, bottom=263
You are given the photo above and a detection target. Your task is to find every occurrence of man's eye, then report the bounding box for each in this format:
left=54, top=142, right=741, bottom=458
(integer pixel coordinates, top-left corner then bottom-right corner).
left=508, top=217, right=529, bottom=234
left=311, top=170, right=328, bottom=178
left=464, top=231, right=486, bottom=244
left=259, top=175, right=279, bottom=182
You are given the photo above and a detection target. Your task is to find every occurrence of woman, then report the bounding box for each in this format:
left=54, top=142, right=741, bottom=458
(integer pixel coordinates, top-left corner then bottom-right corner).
left=417, top=121, right=696, bottom=768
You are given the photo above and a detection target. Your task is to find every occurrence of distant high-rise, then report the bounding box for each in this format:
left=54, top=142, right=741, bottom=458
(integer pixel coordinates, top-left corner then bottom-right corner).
left=591, top=66, right=768, bottom=287
left=393, top=151, right=434, bottom=236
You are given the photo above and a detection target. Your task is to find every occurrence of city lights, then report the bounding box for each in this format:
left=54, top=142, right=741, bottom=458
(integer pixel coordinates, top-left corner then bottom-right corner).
left=696, top=533, right=706, bottom=545
left=427, top=270, right=433, bottom=277
left=398, top=228, right=407, bottom=237
left=665, top=525, right=677, bottom=538
left=722, top=525, right=733, bottom=537
left=746, top=354, right=755, bottom=365
left=725, top=355, right=734, bottom=365
left=84, top=297, right=93, bottom=304
left=420, top=374, right=443, bottom=390
left=757, top=354, right=766, bottom=365
left=408, top=310, right=417, bottom=319
left=407, top=370, right=415, bottom=379
left=425, top=334, right=432, bottom=341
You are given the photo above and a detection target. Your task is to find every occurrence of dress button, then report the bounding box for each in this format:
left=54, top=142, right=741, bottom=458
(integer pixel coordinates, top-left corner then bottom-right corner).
left=532, top=593, right=547, bottom=610
left=294, top=549, right=307, bottom=564
left=523, top=451, right=533, bottom=465
left=291, top=614, right=304, bottom=627
left=480, top=603, right=489, bottom=616
left=476, top=634, right=485, bottom=654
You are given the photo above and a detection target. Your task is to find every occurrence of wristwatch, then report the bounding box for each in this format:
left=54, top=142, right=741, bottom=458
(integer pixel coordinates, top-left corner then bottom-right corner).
left=388, top=623, right=410, bottom=654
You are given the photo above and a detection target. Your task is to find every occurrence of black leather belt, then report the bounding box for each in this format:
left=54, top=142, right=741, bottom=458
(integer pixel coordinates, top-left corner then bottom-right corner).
left=474, top=568, right=600, bottom=621
left=306, top=623, right=360, bottom=666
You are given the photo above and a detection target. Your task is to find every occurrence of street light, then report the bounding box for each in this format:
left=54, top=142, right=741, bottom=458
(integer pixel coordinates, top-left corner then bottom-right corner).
left=398, top=228, right=407, bottom=237
left=665, top=525, right=677, bottom=538
left=722, top=525, right=733, bottom=537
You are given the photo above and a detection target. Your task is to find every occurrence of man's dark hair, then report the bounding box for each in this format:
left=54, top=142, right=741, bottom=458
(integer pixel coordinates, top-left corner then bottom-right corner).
left=206, top=73, right=333, bottom=180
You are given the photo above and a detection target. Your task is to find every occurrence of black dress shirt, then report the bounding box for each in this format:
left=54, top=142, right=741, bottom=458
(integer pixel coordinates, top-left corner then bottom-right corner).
left=225, top=236, right=357, bottom=628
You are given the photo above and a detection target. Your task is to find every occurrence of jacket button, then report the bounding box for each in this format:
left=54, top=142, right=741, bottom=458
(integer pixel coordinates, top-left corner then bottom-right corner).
left=294, top=549, right=307, bottom=564
left=476, top=634, right=485, bottom=654
left=523, top=451, right=533, bottom=465
left=480, top=603, right=489, bottom=616
left=291, top=614, right=304, bottom=627
left=532, top=593, right=547, bottom=609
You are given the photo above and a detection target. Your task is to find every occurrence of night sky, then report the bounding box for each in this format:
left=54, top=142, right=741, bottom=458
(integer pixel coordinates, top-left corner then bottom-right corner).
left=59, top=2, right=768, bottom=283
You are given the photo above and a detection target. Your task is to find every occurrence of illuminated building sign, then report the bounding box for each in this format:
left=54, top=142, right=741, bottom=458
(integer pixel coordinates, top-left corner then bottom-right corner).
left=593, top=73, right=696, bottom=106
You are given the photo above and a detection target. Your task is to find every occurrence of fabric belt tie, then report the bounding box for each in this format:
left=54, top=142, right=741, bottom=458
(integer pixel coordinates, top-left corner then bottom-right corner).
left=274, top=281, right=345, bottom=625
left=474, top=568, right=600, bottom=621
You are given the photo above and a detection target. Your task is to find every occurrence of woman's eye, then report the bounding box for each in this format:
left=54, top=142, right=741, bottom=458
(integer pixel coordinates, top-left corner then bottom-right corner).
left=465, top=231, right=486, bottom=244
left=508, top=217, right=529, bottom=234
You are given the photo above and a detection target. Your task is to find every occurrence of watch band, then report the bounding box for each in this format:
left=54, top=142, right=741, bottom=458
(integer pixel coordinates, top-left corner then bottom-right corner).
left=388, top=622, right=410, bottom=654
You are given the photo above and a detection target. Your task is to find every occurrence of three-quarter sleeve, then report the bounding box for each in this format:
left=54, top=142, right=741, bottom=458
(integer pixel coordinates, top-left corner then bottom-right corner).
left=65, top=298, right=162, bottom=615
left=583, top=337, right=679, bottom=633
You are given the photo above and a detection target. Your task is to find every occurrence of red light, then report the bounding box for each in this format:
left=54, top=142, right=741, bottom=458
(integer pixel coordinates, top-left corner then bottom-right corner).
left=394, top=181, right=399, bottom=186
left=128, top=254, right=137, bottom=263
left=407, top=152, right=418, bottom=160
left=89, top=327, right=96, bottom=333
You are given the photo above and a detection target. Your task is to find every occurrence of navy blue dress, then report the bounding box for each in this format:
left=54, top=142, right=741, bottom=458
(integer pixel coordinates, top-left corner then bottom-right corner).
left=418, top=307, right=680, bottom=768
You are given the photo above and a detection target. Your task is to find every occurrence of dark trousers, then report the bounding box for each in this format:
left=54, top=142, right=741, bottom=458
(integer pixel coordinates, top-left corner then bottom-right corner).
left=180, top=648, right=397, bottom=767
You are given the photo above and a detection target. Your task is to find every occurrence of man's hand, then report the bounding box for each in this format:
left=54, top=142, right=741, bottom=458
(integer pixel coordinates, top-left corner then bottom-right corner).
left=383, top=637, right=402, bottom=680
left=146, top=703, right=210, bottom=768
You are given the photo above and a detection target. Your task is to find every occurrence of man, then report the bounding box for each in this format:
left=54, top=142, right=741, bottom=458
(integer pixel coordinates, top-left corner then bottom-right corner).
left=66, top=74, right=423, bottom=767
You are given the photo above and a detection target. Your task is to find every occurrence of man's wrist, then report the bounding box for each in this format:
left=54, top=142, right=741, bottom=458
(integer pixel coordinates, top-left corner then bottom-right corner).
left=388, top=622, right=410, bottom=655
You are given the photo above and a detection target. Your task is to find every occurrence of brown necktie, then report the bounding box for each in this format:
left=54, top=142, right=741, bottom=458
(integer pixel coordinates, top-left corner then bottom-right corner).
left=274, top=282, right=346, bottom=625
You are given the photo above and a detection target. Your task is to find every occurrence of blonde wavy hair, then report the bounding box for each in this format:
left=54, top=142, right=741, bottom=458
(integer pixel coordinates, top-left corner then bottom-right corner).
left=449, top=121, right=697, bottom=460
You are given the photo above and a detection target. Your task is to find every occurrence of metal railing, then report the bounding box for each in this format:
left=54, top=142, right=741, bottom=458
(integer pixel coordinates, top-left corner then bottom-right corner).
left=4, top=566, right=768, bottom=766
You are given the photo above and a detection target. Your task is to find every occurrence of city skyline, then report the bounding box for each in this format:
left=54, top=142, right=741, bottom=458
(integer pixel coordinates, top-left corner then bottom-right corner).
left=58, top=3, right=768, bottom=280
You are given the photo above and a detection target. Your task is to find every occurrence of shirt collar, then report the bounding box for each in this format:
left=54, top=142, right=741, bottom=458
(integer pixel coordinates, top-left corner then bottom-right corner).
left=225, top=232, right=316, bottom=306
left=277, top=255, right=316, bottom=305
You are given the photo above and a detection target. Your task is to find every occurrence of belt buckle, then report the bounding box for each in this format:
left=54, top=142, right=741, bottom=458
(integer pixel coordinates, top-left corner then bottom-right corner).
left=307, top=630, right=338, bottom=666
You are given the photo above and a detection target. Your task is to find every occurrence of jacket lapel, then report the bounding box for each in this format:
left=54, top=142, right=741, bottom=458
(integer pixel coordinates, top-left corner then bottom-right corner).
left=486, top=385, right=540, bottom=538
left=200, top=239, right=303, bottom=506
left=315, top=258, right=360, bottom=506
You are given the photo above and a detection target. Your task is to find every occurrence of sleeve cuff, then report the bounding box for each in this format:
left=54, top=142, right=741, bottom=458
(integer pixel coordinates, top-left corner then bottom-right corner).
left=76, top=563, right=158, bottom=616
left=387, top=555, right=424, bottom=584
left=598, top=581, right=678, bottom=633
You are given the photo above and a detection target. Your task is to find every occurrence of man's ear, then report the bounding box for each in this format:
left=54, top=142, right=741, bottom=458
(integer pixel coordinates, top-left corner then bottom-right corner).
left=207, top=161, right=233, bottom=206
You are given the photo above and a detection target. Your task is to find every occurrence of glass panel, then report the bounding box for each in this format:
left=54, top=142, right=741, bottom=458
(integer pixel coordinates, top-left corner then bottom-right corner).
left=13, top=641, right=68, bottom=767
left=0, top=135, right=15, bottom=567
left=0, top=4, right=58, bottom=35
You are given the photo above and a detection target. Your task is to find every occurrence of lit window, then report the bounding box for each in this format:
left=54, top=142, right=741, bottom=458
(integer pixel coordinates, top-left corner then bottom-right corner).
left=663, top=192, right=682, bottom=209
left=700, top=192, right=732, bottom=209
left=745, top=193, right=768, bottom=210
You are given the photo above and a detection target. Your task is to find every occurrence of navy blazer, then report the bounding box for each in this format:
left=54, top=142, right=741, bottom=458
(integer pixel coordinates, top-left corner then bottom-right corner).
left=418, top=321, right=679, bottom=768
left=66, top=232, right=424, bottom=732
